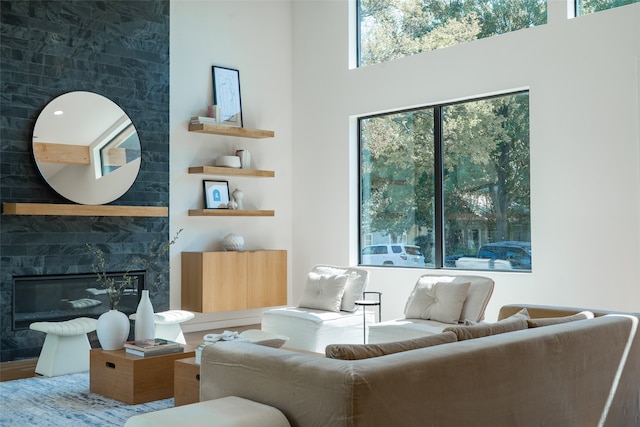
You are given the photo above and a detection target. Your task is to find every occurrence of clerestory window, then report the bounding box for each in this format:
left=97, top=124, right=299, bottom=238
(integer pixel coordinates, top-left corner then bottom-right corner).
left=358, top=0, right=548, bottom=67
left=575, top=0, right=639, bottom=16
left=359, top=91, right=531, bottom=271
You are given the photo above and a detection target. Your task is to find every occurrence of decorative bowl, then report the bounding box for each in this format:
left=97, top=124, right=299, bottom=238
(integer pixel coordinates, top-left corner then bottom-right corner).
left=215, top=155, right=241, bottom=168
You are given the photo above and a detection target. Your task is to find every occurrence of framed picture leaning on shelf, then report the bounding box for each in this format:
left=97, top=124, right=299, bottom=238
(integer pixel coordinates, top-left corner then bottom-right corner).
left=204, top=180, right=230, bottom=209
left=212, top=65, right=243, bottom=127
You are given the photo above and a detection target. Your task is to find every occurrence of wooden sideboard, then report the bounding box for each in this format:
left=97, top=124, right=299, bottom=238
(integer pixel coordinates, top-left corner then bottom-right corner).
left=181, top=250, right=287, bottom=312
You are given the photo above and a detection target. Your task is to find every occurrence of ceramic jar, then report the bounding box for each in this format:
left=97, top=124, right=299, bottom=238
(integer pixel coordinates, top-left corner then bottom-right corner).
left=222, top=233, right=244, bottom=251
left=232, top=188, right=244, bottom=210
left=96, top=309, right=130, bottom=350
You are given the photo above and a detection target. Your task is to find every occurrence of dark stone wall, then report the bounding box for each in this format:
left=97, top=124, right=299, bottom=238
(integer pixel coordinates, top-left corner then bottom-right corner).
left=0, top=0, right=170, bottom=362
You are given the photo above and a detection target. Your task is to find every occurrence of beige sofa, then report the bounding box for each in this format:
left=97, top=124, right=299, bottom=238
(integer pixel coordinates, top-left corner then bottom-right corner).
left=199, top=304, right=640, bottom=427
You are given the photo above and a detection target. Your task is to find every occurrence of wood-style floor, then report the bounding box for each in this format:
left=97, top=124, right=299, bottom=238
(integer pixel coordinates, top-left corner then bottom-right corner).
left=0, top=324, right=259, bottom=382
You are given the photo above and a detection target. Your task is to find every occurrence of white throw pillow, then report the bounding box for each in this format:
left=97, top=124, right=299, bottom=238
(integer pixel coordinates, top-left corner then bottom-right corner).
left=297, top=272, right=348, bottom=312
left=404, top=280, right=471, bottom=324
left=313, top=265, right=369, bottom=312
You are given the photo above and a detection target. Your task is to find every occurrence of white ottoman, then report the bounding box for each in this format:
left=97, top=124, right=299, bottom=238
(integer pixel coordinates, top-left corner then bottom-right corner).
left=129, top=310, right=194, bottom=344
left=262, top=307, right=373, bottom=353
left=29, top=317, right=97, bottom=377
left=124, top=396, right=291, bottom=427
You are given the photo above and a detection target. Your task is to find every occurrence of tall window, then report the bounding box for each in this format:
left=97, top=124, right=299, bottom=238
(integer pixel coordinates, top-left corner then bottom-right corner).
left=359, top=91, right=531, bottom=271
left=358, top=0, right=547, bottom=67
left=575, top=0, right=639, bottom=16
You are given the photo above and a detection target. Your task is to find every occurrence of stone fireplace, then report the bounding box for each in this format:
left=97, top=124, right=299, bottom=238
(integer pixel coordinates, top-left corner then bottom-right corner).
left=0, top=0, right=170, bottom=363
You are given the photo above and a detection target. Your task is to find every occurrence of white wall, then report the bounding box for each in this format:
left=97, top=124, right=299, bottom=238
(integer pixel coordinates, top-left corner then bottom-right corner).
left=170, top=0, right=293, bottom=331
left=170, top=1, right=640, bottom=333
left=292, top=1, right=640, bottom=322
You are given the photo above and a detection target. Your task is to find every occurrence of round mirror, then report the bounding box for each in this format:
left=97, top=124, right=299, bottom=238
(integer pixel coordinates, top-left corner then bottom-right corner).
left=32, top=91, right=141, bottom=205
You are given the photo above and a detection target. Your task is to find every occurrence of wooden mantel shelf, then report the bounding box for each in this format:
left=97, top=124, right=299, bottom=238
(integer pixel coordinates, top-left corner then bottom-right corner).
left=188, top=209, right=274, bottom=217
left=188, top=123, right=274, bottom=139
left=2, top=203, right=168, bottom=217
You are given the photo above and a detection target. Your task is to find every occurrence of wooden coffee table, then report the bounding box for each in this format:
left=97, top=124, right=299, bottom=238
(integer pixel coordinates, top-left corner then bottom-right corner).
left=90, top=347, right=195, bottom=404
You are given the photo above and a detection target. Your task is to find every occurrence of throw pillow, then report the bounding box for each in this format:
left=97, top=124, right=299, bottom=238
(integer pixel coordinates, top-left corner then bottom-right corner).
left=297, top=272, right=348, bottom=312
left=458, top=277, right=494, bottom=322
left=527, top=310, right=594, bottom=328
left=325, top=331, right=458, bottom=360
left=404, top=280, right=471, bottom=324
left=464, top=307, right=530, bottom=326
left=444, top=308, right=530, bottom=341
left=313, top=265, right=368, bottom=312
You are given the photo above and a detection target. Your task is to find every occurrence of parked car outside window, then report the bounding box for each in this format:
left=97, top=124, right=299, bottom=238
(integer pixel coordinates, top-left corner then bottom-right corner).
left=477, top=241, right=532, bottom=270
left=361, top=244, right=425, bottom=267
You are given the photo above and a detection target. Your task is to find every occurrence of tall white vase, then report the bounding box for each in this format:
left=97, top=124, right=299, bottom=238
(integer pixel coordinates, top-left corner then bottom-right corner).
left=135, top=289, right=156, bottom=341
left=96, top=309, right=130, bottom=350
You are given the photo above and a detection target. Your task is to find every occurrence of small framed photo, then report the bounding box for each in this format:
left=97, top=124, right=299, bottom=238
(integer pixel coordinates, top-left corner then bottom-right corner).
left=212, top=65, right=243, bottom=127
left=203, top=180, right=230, bottom=209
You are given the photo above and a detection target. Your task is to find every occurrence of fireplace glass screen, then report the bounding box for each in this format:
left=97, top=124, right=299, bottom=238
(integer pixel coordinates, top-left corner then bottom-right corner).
left=12, top=271, right=145, bottom=330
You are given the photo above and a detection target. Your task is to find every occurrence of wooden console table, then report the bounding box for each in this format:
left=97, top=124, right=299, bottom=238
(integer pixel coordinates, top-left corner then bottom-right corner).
left=181, top=250, right=287, bottom=312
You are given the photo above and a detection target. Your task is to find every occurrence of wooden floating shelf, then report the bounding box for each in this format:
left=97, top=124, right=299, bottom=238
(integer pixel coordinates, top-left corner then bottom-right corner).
left=2, top=203, right=168, bottom=217
left=188, top=123, right=275, bottom=139
left=188, top=209, right=275, bottom=217
left=188, top=166, right=275, bottom=178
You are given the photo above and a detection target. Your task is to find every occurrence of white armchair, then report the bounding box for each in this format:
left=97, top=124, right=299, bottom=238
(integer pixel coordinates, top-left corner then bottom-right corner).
left=261, top=265, right=373, bottom=353
left=367, top=274, right=494, bottom=344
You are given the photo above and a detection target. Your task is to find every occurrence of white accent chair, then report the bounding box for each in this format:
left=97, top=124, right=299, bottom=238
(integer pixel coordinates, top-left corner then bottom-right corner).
left=367, top=274, right=494, bottom=344
left=261, top=265, right=373, bottom=353
left=129, top=310, right=194, bottom=344
left=29, top=317, right=97, bottom=377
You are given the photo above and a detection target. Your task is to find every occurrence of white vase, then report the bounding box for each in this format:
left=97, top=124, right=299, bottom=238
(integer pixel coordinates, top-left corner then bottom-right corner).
left=96, top=310, right=130, bottom=350
left=232, top=188, right=244, bottom=210
left=135, top=289, right=156, bottom=341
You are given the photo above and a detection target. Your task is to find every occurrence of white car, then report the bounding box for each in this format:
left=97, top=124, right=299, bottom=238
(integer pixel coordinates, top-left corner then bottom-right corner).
left=361, top=244, right=425, bottom=267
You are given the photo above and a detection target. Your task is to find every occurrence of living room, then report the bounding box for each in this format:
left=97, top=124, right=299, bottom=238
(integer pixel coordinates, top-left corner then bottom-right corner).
left=2, top=0, right=639, bottom=360
left=171, top=0, right=640, bottom=331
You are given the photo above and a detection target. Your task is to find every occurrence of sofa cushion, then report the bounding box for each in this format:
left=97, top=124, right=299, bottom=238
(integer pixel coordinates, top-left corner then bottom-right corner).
left=297, top=272, right=348, bottom=312
left=444, top=308, right=530, bottom=340
left=313, top=265, right=368, bottom=312
left=405, top=279, right=471, bottom=324
left=527, top=310, right=594, bottom=328
left=325, top=331, right=458, bottom=360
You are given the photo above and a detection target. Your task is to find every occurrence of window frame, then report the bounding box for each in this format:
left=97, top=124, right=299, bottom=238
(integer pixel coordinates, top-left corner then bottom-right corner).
left=358, top=89, right=530, bottom=270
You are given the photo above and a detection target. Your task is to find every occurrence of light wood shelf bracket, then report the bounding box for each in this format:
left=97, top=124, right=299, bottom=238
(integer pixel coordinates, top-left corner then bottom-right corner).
left=188, top=209, right=274, bottom=217
left=188, top=166, right=275, bottom=178
left=188, top=123, right=274, bottom=139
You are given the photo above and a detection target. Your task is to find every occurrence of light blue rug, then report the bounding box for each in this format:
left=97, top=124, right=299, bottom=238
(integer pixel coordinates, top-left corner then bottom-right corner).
left=0, top=372, right=173, bottom=426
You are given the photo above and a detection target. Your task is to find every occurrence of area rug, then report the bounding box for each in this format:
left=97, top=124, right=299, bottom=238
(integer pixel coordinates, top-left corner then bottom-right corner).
left=0, top=372, right=173, bottom=426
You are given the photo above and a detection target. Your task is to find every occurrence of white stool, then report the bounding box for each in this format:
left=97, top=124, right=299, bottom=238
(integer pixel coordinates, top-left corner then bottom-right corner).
left=129, top=310, right=194, bottom=344
left=124, top=396, right=291, bottom=427
left=29, top=317, right=97, bottom=377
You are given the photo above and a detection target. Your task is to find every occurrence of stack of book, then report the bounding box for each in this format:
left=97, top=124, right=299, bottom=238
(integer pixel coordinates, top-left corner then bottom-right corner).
left=124, top=338, right=184, bottom=357
left=190, top=116, right=219, bottom=125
